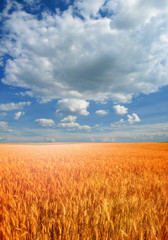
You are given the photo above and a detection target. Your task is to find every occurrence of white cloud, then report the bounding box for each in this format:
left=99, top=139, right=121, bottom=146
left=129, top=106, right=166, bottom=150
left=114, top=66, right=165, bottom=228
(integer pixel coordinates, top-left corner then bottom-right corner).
left=58, top=114, right=91, bottom=131
left=95, top=110, right=108, bottom=115
left=0, top=121, right=12, bottom=132
left=1, top=1, right=168, bottom=103
left=58, top=121, right=91, bottom=131
left=111, top=113, right=141, bottom=127
left=57, top=99, right=89, bottom=116
left=35, top=119, right=55, bottom=127
left=0, top=102, right=31, bottom=111
left=0, top=0, right=21, bottom=21
left=127, top=113, right=141, bottom=124
left=61, top=115, right=77, bottom=122
left=113, top=105, right=128, bottom=115
left=78, top=125, right=91, bottom=131
left=58, top=121, right=79, bottom=128
left=2, top=119, right=168, bottom=143
left=0, top=113, right=7, bottom=119
left=14, top=111, right=25, bottom=120
left=74, top=0, right=104, bottom=19
left=111, top=119, right=126, bottom=128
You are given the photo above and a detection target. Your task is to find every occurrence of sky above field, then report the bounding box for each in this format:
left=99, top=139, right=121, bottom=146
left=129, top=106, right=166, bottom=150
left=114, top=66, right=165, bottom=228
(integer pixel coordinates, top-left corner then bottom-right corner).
left=0, top=0, right=168, bottom=143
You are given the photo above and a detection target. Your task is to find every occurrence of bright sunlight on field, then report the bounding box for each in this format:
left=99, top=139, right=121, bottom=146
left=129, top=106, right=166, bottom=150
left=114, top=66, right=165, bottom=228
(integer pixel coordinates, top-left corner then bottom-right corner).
left=0, top=143, right=168, bottom=240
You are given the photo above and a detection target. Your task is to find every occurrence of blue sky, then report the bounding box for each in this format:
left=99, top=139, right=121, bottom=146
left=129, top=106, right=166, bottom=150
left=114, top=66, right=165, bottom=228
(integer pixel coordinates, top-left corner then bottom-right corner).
left=0, top=0, right=168, bottom=143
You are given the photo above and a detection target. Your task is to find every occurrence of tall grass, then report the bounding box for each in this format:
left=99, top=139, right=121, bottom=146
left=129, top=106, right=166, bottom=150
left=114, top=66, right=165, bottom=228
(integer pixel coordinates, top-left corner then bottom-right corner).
left=0, top=143, right=168, bottom=239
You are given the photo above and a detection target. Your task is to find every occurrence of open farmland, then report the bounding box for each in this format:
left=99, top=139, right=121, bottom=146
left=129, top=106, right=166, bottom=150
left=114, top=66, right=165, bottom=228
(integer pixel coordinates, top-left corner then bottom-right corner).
left=0, top=143, right=168, bottom=240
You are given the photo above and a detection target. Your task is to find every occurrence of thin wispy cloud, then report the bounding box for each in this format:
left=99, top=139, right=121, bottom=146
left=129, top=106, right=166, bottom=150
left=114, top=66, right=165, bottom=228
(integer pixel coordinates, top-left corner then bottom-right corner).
left=0, top=121, right=12, bottom=133
left=58, top=121, right=91, bottom=131
left=14, top=111, right=25, bottom=120
left=0, top=102, right=31, bottom=111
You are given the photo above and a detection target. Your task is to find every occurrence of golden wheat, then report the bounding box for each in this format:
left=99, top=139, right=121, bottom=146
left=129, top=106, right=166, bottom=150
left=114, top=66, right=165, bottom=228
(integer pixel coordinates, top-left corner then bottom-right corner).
left=0, top=143, right=168, bottom=239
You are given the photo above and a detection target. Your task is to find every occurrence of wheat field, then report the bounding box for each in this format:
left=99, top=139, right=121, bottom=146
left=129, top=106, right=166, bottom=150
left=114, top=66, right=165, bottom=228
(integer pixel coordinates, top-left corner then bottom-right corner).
left=0, top=143, right=168, bottom=240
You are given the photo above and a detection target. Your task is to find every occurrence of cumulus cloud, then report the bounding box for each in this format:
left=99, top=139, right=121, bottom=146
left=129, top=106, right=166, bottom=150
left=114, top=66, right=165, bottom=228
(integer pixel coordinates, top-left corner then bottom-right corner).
left=111, top=113, right=141, bottom=127
left=14, top=111, right=25, bottom=120
left=57, top=99, right=89, bottom=116
left=74, top=0, right=104, bottom=19
left=110, top=0, right=167, bottom=30
left=127, top=113, right=141, bottom=124
left=61, top=115, right=77, bottom=122
left=0, top=121, right=12, bottom=132
left=0, top=102, right=31, bottom=111
left=1, top=1, right=168, bottom=103
left=58, top=114, right=91, bottom=131
left=35, top=119, right=55, bottom=127
left=95, top=110, right=108, bottom=115
left=113, top=105, right=128, bottom=115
